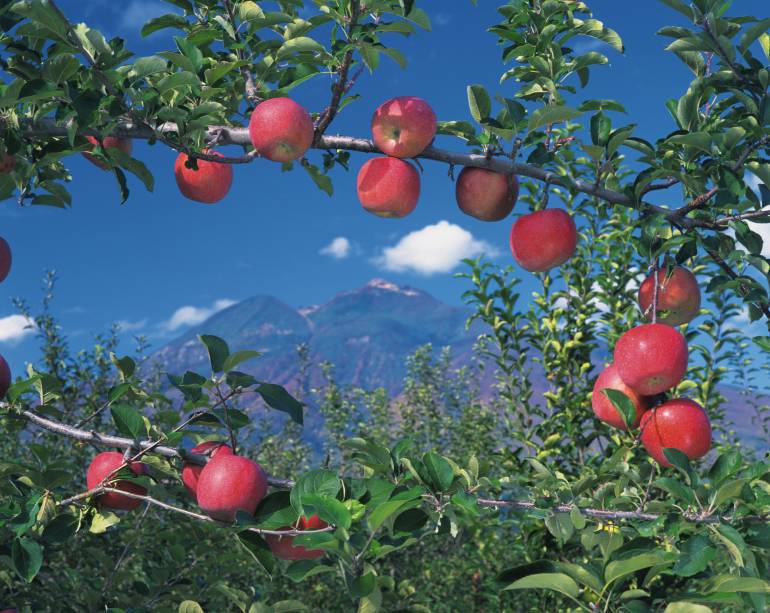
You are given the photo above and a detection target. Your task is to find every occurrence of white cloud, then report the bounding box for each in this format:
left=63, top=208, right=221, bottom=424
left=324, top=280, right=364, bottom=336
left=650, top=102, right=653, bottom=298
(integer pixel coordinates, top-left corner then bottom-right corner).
left=116, top=318, right=148, bottom=333
left=120, top=1, right=170, bottom=30
left=0, top=314, right=36, bottom=345
left=161, top=299, right=236, bottom=333
left=374, top=220, right=499, bottom=276
left=320, top=237, right=351, bottom=260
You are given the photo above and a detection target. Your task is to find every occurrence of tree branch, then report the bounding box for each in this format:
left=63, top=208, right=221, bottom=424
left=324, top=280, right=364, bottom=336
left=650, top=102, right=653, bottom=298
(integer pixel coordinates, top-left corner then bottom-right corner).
left=313, top=0, right=362, bottom=143
left=221, top=0, right=260, bottom=104
left=60, top=486, right=334, bottom=536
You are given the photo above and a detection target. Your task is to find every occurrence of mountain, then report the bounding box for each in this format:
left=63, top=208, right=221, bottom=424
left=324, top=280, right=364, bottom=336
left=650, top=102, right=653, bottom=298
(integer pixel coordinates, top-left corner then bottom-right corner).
left=151, top=279, right=478, bottom=394
left=149, top=279, right=768, bottom=453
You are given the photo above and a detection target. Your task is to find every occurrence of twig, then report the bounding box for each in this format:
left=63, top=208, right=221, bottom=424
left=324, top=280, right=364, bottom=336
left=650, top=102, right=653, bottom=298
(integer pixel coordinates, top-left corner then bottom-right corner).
left=59, top=487, right=334, bottom=536
left=221, top=0, right=260, bottom=104
left=313, top=0, right=362, bottom=143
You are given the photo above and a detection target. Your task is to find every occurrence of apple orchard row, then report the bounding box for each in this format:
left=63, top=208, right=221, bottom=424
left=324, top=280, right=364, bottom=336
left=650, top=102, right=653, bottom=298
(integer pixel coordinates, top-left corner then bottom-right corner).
left=0, top=95, right=711, bottom=537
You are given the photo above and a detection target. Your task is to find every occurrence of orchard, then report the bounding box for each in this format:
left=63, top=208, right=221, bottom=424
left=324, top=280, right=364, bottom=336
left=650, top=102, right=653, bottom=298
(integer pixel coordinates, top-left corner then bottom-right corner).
left=0, top=0, right=769, bottom=612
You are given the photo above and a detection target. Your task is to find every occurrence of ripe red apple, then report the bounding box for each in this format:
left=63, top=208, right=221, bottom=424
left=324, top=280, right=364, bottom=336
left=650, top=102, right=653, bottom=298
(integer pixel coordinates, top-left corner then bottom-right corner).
left=455, top=167, right=519, bottom=221
left=640, top=398, right=712, bottom=467
left=0, top=152, right=15, bottom=173
left=509, top=208, right=577, bottom=272
left=86, top=451, right=147, bottom=511
left=266, top=514, right=328, bottom=561
left=248, top=98, right=314, bottom=163
left=174, top=150, right=233, bottom=204
left=371, top=96, right=437, bottom=158
left=591, top=363, right=649, bottom=430
left=181, top=441, right=232, bottom=499
left=0, top=354, right=11, bottom=399
left=614, top=323, right=688, bottom=395
left=357, top=156, right=420, bottom=218
left=638, top=266, right=701, bottom=326
left=0, top=237, right=11, bottom=283
left=196, top=454, right=267, bottom=521
left=82, top=135, right=132, bottom=170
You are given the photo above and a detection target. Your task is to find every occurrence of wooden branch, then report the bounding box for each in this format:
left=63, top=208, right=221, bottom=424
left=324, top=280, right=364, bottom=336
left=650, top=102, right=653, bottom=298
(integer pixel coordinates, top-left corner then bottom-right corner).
left=60, top=486, right=334, bottom=536
left=313, top=0, right=362, bottom=142
left=10, top=408, right=769, bottom=525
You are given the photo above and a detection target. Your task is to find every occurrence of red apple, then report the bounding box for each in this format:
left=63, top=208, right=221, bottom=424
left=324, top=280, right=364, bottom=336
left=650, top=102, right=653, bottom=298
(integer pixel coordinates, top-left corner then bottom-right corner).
left=640, top=398, right=712, bottom=467
left=181, top=441, right=232, bottom=499
left=0, top=608, right=17, bottom=613
left=591, top=363, right=649, bottom=430
left=638, top=266, right=701, bottom=326
left=456, top=167, right=519, bottom=221
left=86, top=451, right=147, bottom=511
left=0, top=354, right=10, bottom=399
left=509, top=208, right=577, bottom=272
left=174, top=150, right=233, bottom=204
left=371, top=96, right=437, bottom=158
left=82, top=135, right=132, bottom=170
left=357, top=156, right=420, bottom=218
left=196, top=454, right=267, bottom=521
left=614, top=323, right=688, bottom=395
left=248, top=98, right=314, bottom=163
left=0, top=152, right=15, bottom=173
left=0, top=237, right=11, bottom=283
left=266, top=514, right=328, bottom=561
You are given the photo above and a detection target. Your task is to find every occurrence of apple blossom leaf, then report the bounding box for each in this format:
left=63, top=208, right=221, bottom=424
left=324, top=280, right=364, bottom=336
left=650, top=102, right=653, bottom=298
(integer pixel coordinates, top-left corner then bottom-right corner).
left=664, top=604, right=713, bottom=613
left=527, top=105, right=581, bottom=132
left=89, top=510, right=121, bottom=534
left=420, top=451, right=454, bottom=491
left=752, top=336, right=770, bottom=352
left=110, top=404, right=145, bottom=440
left=253, top=491, right=298, bottom=530
left=673, top=535, right=717, bottom=577
left=708, top=450, right=743, bottom=486
left=301, top=493, right=351, bottom=529
left=302, top=162, right=333, bottom=197
left=604, top=553, right=672, bottom=586
left=290, top=469, right=341, bottom=516
left=602, top=389, right=636, bottom=429
left=256, top=383, right=304, bottom=425
left=237, top=531, right=275, bottom=575
left=178, top=601, right=205, bottom=613
left=502, top=572, right=580, bottom=599
left=663, top=448, right=697, bottom=485
left=140, top=14, right=189, bottom=38
left=285, top=560, right=335, bottom=583
left=11, top=537, right=43, bottom=583
left=222, top=350, right=262, bottom=372
left=199, top=334, right=229, bottom=373
left=467, top=84, right=491, bottom=122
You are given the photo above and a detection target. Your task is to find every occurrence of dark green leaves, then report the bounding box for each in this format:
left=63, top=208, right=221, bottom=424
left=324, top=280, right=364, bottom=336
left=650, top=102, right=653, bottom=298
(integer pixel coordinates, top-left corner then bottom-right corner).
left=673, top=535, right=717, bottom=576
left=12, top=537, right=43, bottom=582
left=602, top=389, right=637, bottom=429
left=467, top=85, right=491, bottom=122
left=110, top=404, right=145, bottom=439
left=200, top=334, right=229, bottom=373
left=528, top=106, right=581, bottom=131
left=256, top=383, right=304, bottom=425
left=290, top=470, right=341, bottom=516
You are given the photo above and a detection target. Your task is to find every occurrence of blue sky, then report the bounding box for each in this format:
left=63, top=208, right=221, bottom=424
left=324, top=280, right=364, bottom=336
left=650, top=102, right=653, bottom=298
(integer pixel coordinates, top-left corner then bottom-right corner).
left=1, top=0, right=768, bottom=371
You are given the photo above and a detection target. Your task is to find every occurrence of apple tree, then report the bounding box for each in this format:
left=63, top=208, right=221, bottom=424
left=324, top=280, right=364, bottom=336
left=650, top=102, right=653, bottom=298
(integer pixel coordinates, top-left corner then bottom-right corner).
left=0, top=0, right=770, bottom=611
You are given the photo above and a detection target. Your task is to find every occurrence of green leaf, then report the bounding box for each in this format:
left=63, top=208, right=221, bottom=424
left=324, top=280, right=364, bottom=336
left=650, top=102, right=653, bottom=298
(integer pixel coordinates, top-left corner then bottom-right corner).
left=11, top=537, right=43, bottom=583
left=256, top=383, right=303, bottom=425
left=673, top=535, right=716, bottom=577
left=657, top=0, right=694, bottom=18
left=467, top=85, right=491, bottom=122
left=156, top=71, right=201, bottom=95
left=421, top=452, right=453, bottom=491
left=290, top=469, right=341, bottom=516
left=703, top=575, right=770, bottom=594
left=406, top=7, right=431, bottom=31
left=528, top=105, right=581, bottom=131
left=129, top=56, right=168, bottom=80
left=237, top=531, right=275, bottom=574
left=367, top=499, right=414, bottom=533
left=503, top=573, right=579, bottom=599
left=602, top=389, right=637, bottom=429
left=710, top=478, right=750, bottom=510
left=178, top=602, right=205, bottom=613
left=301, top=493, right=351, bottom=529
left=11, top=0, right=70, bottom=41
left=604, top=553, right=670, bottom=586
left=110, top=404, right=145, bottom=440
left=222, top=350, right=261, bottom=372
left=303, top=162, right=333, bottom=197
left=285, top=560, right=334, bottom=583
left=739, top=18, right=770, bottom=53
left=664, top=604, right=713, bottom=613
left=708, top=450, right=742, bottom=485
left=747, top=162, right=770, bottom=189
left=277, top=37, right=326, bottom=59
left=141, top=13, right=189, bottom=38
left=199, top=334, right=229, bottom=373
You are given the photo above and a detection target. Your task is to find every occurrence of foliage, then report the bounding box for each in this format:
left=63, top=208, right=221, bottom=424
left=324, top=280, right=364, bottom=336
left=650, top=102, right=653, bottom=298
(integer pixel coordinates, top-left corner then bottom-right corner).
left=0, top=0, right=770, bottom=611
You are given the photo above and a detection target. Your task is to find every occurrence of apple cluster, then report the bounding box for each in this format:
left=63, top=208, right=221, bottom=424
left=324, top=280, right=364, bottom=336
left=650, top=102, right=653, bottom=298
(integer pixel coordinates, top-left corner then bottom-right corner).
left=85, top=441, right=327, bottom=561
left=591, top=266, right=711, bottom=467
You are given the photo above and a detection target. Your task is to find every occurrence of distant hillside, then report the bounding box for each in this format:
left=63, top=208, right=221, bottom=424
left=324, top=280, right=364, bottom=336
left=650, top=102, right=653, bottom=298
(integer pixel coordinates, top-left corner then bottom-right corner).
left=149, top=279, right=768, bottom=453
